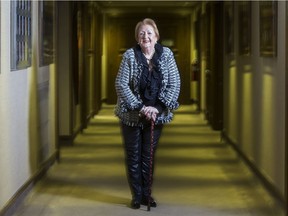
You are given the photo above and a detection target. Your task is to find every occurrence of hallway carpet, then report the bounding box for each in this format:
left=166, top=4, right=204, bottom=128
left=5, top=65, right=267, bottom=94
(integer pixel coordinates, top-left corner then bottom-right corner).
left=13, top=105, right=284, bottom=216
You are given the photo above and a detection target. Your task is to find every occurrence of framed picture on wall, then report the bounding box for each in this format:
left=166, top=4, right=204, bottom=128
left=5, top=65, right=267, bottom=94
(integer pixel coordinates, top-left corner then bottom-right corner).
left=224, top=2, right=234, bottom=55
left=238, top=1, right=251, bottom=56
left=10, top=1, right=32, bottom=70
left=259, top=1, right=277, bottom=57
left=39, top=1, right=55, bottom=66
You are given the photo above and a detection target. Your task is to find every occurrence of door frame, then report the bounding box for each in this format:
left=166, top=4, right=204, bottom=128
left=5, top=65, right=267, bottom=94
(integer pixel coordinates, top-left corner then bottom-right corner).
left=105, top=14, right=191, bottom=105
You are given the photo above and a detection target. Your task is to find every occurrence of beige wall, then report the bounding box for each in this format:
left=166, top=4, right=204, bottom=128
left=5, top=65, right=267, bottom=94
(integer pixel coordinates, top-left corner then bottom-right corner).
left=0, top=1, right=57, bottom=211
left=223, top=1, right=286, bottom=197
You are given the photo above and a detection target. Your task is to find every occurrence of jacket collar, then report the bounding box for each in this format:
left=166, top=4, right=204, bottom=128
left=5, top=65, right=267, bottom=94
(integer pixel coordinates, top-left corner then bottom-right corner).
left=134, top=43, right=163, bottom=66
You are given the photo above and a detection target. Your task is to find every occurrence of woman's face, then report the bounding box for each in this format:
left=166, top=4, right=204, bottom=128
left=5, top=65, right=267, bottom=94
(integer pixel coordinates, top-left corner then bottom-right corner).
left=137, top=24, right=158, bottom=50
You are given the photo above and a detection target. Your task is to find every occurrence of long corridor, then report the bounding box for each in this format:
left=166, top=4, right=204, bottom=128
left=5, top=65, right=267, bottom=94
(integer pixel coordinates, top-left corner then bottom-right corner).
left=13, top=105, right=284, bottom=216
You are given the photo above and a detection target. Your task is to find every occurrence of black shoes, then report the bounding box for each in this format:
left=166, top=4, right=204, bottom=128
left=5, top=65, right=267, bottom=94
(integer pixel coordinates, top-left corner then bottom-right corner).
left=141, top=196, right=157, bottom=207
left=131, top=199, right=140, bottom=209
left=130, top=197, right=157, bottom=209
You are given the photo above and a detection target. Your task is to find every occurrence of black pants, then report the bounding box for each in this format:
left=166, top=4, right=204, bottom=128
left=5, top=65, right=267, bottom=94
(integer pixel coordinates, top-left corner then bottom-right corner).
left=121, top=122, right=163, bottom=202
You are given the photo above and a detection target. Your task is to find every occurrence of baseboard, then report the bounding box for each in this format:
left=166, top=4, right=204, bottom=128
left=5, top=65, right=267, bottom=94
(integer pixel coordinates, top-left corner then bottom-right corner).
left=0, top=151, right=58, bottom=216
left=221, top=131, right=286, bottom=210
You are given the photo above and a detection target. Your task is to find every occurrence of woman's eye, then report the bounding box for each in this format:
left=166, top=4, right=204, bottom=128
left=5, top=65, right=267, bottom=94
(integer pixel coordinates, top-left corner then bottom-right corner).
left=139, top=31, right=153, bottom=37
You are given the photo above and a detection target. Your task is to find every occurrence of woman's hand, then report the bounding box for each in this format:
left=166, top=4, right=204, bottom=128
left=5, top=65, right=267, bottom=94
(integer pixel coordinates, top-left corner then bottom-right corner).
left=143, top=106, right=159, bottom=122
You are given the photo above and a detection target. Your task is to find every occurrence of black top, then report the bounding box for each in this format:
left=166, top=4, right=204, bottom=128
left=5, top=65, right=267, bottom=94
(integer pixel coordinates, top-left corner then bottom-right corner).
left=134, top=44, right=166, bottom=113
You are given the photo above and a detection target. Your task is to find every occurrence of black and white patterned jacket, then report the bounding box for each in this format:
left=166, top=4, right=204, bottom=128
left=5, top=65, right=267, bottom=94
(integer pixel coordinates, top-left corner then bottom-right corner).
left=115, top=44, right=180, bottom=126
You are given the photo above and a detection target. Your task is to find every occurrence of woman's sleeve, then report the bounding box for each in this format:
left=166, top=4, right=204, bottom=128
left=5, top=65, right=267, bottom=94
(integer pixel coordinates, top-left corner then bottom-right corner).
left=115, top=52, right=143, bottom=111
left=159, top=49, right=181, bottom=110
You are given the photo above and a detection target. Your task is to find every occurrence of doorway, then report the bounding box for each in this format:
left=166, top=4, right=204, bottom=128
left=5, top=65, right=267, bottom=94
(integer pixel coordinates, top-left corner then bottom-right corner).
left=106, top=14, right=191, bottom=105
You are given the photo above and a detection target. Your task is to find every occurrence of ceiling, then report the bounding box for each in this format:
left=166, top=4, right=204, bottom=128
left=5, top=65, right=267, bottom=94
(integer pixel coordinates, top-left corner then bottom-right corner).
left=96, top=1, right=200, bottom=15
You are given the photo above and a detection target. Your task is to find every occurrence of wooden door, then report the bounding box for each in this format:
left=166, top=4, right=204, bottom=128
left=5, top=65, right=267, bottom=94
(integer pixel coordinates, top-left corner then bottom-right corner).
left=205, top=2, right=224, bottom=130
left=106, top=17, right=136, bottom=104
left=157, top=17, right=190, bottom=104
left=194, top=10, right=201, bottom=111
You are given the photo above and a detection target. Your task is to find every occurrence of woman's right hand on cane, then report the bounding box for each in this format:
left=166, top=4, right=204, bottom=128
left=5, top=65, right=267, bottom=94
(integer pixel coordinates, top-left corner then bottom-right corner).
left=142, top=106, right=159, bottom=122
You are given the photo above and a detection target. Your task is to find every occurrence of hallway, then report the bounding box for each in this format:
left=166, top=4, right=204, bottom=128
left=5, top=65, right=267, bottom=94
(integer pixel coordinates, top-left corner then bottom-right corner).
left=13, top=105, right=284, bottom=216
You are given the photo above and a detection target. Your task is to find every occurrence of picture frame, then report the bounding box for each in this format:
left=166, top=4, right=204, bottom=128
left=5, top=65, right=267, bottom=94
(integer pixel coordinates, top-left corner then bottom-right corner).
left=238, top=1, right=251, bottom=56
left=259, top=1, right=277, bottom=57
left=39, top=1, right=55, bottom=66
left=224, top=2, right=235, bottom=55
left=10, top=1, right=32, bottom=70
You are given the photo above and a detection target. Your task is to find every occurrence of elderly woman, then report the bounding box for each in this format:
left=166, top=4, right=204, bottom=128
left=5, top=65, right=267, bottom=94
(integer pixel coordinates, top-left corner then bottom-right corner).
left=115, top=18, right=180, bottom=209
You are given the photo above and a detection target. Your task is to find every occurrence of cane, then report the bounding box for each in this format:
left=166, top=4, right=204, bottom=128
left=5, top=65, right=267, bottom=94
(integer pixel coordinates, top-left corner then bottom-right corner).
left=147, top=119, right=154, bottom=211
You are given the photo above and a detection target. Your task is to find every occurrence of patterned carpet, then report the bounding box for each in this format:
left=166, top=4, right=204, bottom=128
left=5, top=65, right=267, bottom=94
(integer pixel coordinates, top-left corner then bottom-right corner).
left=13, top=104, right=285, bottom=216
